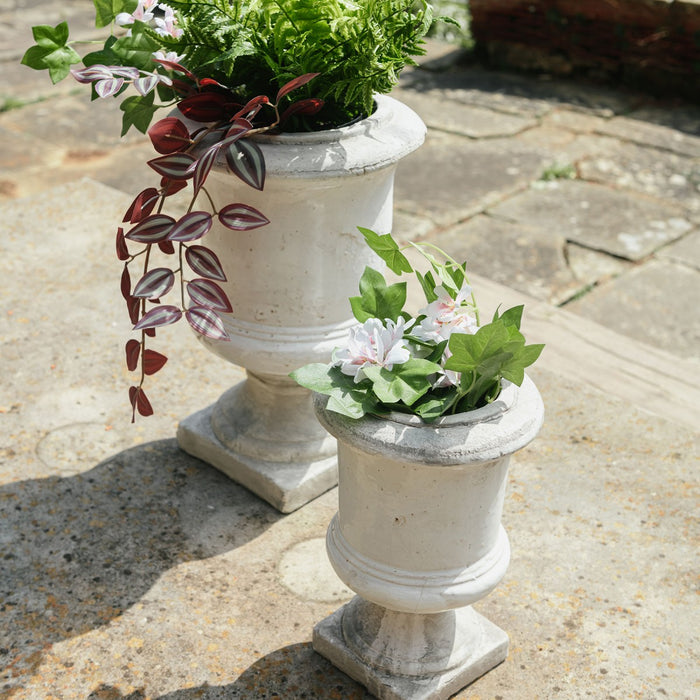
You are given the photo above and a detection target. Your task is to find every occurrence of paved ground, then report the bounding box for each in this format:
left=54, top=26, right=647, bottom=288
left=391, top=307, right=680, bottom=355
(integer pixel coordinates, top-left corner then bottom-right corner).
left=1, top=4, right=699, bottom=700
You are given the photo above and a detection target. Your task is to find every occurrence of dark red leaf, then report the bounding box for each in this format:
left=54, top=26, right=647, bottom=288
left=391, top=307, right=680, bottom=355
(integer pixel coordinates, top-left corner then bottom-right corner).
left=185, top=245, right=227, bottom=281
left=132, top=267, right=175, bottom=299
left=148, top=117, right=191, bottom=154
left=161, top=177, right=188, bottom=197
left=280, top=98, right=325, bottom=124
left=125, top=339, right=140, bottom=371
left=148, top=153, right=196, bottom=180
left=133, top=304, right=182, bottom=331
left=186, top=279, right=232, bottom=312
left=199, top=78, right=223, bottom=88
left=276, top=73, right=319, bottom=103
left=218, top=203, right=270, bottom=231
left=116, top=228, right=130, bottom=260
left=129, top=386, right=154, bottom=419
left=145, top=327, right=156, bottom=338
left=185, top=306, right=229, bottom=340
left=127, top=296, right=140, bottom=325
left=152, top=58, right=196, bottom=79
left=158, top=240, right=175, bottom=255
left=178, top=92, right=229, bottom=122
left=123, top=187, right=160, bottom=224
left=143, top=349, right=168, bottom=375
left=168, top=211, right=213, bottom=242
left=232, top=95, right=269, bottom=121
left=121, top=265, right=131, bottom=301
left=125, top=214, right=175, bottom=243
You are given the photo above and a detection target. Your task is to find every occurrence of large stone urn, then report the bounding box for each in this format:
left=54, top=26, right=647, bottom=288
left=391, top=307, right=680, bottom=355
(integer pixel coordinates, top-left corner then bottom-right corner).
left=312, top=376, right=544, bottom=699
left=177, top=95, right=426, bottom=513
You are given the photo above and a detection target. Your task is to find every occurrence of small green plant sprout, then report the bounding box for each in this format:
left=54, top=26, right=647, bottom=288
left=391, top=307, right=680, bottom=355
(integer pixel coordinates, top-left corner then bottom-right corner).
left=539, top=162, right=577, bottom=181
left=291, top=229, right=544, bottom=421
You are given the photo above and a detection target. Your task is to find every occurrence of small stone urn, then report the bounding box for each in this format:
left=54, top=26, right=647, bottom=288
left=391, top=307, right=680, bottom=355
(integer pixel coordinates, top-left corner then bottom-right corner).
left=177, top=95, right=425, bottom=513
left=312, top=376, right=544, bottom=700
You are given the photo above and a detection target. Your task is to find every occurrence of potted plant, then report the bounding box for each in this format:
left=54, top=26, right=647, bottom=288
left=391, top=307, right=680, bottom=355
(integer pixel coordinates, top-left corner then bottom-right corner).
left=291, top=230, right=545, bottom=698
left=22, top=0, right=449, bottom=511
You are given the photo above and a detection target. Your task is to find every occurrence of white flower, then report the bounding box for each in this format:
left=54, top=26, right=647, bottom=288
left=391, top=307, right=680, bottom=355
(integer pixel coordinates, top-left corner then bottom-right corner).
left=432, top=347, right=460, bottom=388
left=413, top=284, right=477, bottom=343
left=115, top=0, right=157, bottom=27
left=154, top=4, right=183, bottom=39
left=153, top=50, right=184, bottom=64
left=334, top=317, right=413, bottom=383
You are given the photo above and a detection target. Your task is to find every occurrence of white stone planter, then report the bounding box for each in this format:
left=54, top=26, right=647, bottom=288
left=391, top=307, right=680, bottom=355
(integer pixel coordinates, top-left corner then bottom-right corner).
left=177, top=96, right=426, bottom=513
left=312, top=376, right=544, bottom=699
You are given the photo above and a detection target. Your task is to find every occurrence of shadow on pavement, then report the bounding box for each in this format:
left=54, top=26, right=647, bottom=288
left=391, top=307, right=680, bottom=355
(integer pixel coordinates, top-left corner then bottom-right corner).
left=0, top=439, right=280, bottom=690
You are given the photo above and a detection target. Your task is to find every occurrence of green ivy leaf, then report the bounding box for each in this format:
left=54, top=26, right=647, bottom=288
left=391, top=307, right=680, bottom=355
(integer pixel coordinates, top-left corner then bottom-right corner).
left=493, top=304, right=524, bottom=330
left=112, top=21, right=161, bottom=70
left=415, top=269, right=438, bottom=303
left=21, top=23, right=81, bottom=83
left=363, top=358, right=442, bottom=407
left=413, top=388, right=460, bottom=422
left=83, top=36, right=120, bottom=68
left=94, top=0, right=138, bottom=29
left=349, top=267, right=406, bottom=323
left=120, top=92, right=158, bottom=135
left=359, top=227, right=412, bottom=275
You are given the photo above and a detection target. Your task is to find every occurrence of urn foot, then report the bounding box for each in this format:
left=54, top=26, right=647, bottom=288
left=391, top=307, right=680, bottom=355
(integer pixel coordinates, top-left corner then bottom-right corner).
left=313, top=598, right=508, bottom=700
left=177, top=373, right=337, bottom=513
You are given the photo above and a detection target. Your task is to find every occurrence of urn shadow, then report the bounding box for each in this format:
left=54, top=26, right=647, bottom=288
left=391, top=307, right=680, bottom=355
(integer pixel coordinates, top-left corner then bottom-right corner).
left=0, top=439, right=280, bottom=690
left=153, top=643, right=372, bottom=699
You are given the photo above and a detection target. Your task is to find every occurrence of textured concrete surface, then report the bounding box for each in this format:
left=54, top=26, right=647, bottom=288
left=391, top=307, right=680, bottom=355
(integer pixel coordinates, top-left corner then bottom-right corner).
left=1, top=5, right=699, bottom=700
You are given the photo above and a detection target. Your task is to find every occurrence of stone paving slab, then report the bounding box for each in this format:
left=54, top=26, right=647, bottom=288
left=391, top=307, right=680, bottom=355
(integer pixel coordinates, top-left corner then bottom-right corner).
left=2, top=179, right=699, bottom=700
left=486, top=179, right=693, bottom=261
left=567, top=257, right=700, bottom=359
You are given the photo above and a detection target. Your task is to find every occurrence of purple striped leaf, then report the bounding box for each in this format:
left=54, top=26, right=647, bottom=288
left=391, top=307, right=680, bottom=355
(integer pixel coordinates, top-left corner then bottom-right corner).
left=134, top=75, right=160, bottom=96
left=125, top=214, right=175, bottom=243
left=109, top=66, right=140, bottom=79
left=168, top=211, right=213, bottom=242
left=225, top=138, right=265, bottom=191
left=125, top=339, right=140, bottom=371
left=95, top=77, right=124, bottom=98
left=123, top=187, right=160, bottom=224
left=71, top=65, right=113, bottom=83
left=132, top=268, right=175, bottom=299
left=218, top=203, right=270, bottom=231
left=185, top=245, right=227, bottom=281
left=192, top=146, right=218, bottom=198
left=133, top=304, right=182, bottom=331
left=186, top=279, right=232, bottom=312
left=148, top=153, right=196, bottom=180
left=185, top=306, right=229, bottom=340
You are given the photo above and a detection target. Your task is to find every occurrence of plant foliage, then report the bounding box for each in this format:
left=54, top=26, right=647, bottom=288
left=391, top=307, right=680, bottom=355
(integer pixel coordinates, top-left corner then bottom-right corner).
left=291, top=231, right=544, bottom=421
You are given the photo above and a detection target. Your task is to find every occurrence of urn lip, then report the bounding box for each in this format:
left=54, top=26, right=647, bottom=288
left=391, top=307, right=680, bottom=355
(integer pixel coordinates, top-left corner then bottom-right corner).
left=313, top=374, right=545, bottom=465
